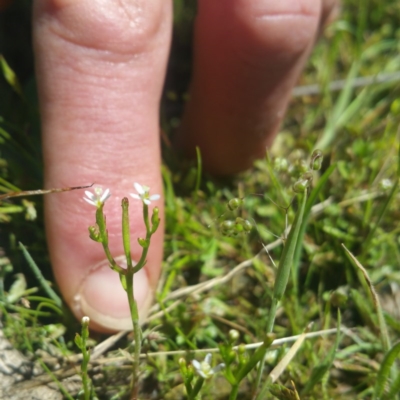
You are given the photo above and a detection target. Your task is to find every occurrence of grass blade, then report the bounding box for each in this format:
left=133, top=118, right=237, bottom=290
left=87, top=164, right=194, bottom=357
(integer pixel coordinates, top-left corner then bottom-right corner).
left=342, top=244, right=391, bottom=352
left=19, top=242, right=62, bottom=309
left=301, top=311, right=342, bottom=395
left=373, top=341, right=400, bottom=400
left=292, top=163, right=337, bottom=293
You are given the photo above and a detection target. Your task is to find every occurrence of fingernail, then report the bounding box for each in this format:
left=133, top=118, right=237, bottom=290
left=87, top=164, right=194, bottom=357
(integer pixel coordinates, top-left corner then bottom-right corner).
left=74, top=256, right=153, bottom=331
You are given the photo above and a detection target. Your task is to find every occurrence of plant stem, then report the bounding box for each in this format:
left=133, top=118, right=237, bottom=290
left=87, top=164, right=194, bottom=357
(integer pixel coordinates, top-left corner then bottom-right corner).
left=266, top=299, right=279, bottom=334
left=80, top=320, right=92, bottom=400
left=255, top=191, right=308, bottom=394
left=126, top=269, right=141, bottom=399
left=229, top=385, right=239, bottom=400
left=121, top=198, right=143, bottom=398
left=132, top=203, right=152, bottom=274
left=96, top=206, right=126, bottom=275
left=189, top=377, right=204, bottom=400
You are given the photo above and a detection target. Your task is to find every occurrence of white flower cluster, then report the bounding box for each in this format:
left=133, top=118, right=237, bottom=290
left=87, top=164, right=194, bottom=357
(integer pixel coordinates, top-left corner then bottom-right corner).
left=83, top=183, right=160, bottom=207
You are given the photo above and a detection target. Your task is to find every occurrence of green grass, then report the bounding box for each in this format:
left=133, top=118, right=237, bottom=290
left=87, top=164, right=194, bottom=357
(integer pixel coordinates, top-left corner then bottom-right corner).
left=1, top=0, right=400, bottom=399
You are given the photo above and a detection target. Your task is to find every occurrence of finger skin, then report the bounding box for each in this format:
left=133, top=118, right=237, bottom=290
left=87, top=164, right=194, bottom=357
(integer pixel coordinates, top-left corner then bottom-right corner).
left=33, top=0, right=172, bottom=332
left=177, top=0, right=334, bottom=174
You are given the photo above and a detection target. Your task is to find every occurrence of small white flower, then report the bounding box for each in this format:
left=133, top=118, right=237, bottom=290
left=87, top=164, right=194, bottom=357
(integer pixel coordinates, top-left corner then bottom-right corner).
left=192, top=353, right=225, bottom=379
left=83, top=187, right=111, bottom=208
left=130, top=182, right=160, bottom=205
left=379, top=178, right=393, bottom=191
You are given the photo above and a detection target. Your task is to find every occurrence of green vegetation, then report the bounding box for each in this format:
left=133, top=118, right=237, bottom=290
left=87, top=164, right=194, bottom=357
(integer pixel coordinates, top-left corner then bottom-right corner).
left=1, top=0, right=400, bottom=399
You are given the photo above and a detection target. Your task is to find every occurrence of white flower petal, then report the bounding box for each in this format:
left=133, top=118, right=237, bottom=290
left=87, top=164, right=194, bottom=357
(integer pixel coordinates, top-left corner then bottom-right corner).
left=130, top=193, right=141, bottom=200
left=84, top=191, right=96, bottom=201
left=192, top=359, right=201, bottom=370
left=133, top=182, right=145, bottom=195
left=212, top=363, right=226, bottom=374
left=149, top=194, right=160, bottom=201
left=205, top=353, right=212, bottom=364
left=144, top=199, right=151, bottom=205
left=100, top=188, right=111, bottom=202
left=83, top=197, right=96, bottom=206
left=83, top=187, right=111, bottom=207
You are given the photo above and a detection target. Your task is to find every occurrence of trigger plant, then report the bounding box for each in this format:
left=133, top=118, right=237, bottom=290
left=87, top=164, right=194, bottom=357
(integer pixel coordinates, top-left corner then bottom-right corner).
left=84, top=183, right=160, bottom=397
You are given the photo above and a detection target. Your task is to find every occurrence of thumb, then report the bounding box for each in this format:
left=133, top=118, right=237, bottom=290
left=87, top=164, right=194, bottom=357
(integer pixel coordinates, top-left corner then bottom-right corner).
left=33, top=0, right=171, bottom=332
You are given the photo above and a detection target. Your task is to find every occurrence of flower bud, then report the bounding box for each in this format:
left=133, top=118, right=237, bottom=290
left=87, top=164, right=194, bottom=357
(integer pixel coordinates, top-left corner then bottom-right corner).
left=273, top=157, right=289, bottom=172
left=310, top=149, right=323, bottom=171
left=220, top=220, right=234, bottom=235
left=151, top=206, right=160, bottom=233
left=227, top=198, right=243, bottom=211
left=138, top=238, right=149, bottom=248
left=88, top=225, right=101, bottom=242
left=179, top=357, right=187, bottom=373
left=293, top=172, right=313, bottom=193
left=235, top=217, right=250, bottom=234
left=234, top=222, right=244, bottom=233
left=238, top=344, right=246, bottom=355
left=243, top=219, right=252, bottom=232
left=228, top=329, right=240, bottom=343
left=122, top=197, right=129, bottom=208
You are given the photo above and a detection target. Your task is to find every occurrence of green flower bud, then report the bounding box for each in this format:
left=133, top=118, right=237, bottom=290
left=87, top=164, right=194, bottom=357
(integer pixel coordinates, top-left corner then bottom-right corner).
left=179, top=357, right=188, bottom=375
left=138, top=238, right=149, bottom=248
left=228, top=329, right=240, bottom=343
left=243, top=219, right=252, bottom=232
left=329, top=287, right=349, bottom=308
left=151, top=206, right=160, bottom=233
left=122, top=197, right=129, bottom=208
left=293, top=172, right=313, bottom=193
left=81, top=316, right=90, bottom=341
left=273, top=157, right=289, bottom=172
left=186, top=363, right=194, bottom=381
left=234, top=222, right=244, bottom=233
left=235, top=217, right=250, bottom=233
left=220, top=220, right=234, bottom=235
left=227, top=198, right=243, bottom=211
left=88, top=225, right=101, bottom=242
left=238, top=344, right=246, bottom=355
left=310, top=149, right=323, bottom=171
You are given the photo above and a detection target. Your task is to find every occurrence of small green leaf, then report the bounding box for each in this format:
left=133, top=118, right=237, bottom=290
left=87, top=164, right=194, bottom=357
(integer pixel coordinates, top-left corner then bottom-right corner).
left=6, top=273, right=27, bottom=304
left=74, top=333, right=83, bottom=350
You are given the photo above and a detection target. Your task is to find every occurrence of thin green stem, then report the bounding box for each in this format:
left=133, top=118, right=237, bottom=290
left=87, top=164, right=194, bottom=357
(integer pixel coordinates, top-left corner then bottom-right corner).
left=255, top=191, right=308, bottom=394
left=122, top=198, right=133, bottom=269
left=80, top=319, right=92, bottom=400
left=229, top=385, right=239, bottom=400
left=126, top=270, right=141, bottom=399
left=121, top=198, right=143, bottom=398
left=96, top=206, right=126, bottom=275
left=189, top=377, right=204, bottom=400
left=266, top=299, right=279, bottom=334
left=132, top=204, right=152, bottom=273
left=93, top=197, right=160, bottom=399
